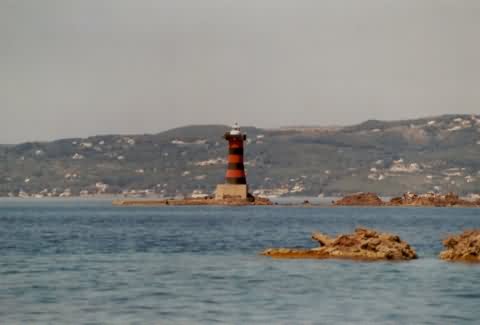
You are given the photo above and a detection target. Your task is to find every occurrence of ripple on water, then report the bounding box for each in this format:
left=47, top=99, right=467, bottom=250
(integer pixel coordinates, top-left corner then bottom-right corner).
left=1, top=203, right=480, bottom=324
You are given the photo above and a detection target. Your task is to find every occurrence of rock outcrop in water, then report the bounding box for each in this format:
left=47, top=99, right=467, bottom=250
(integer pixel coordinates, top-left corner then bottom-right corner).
left=439, top=230, right=480, bottom=262
left=333, top=192, right=479, bottom=207
left=112, top=196, right=273, bottom=206
left=389, top=192, right=477, bottom=207
left=333, top=193, right=384, bottom=206
left=262, top=227, right=417, bottom=261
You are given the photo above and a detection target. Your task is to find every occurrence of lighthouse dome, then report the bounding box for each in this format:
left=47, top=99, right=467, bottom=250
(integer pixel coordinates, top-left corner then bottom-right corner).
left=230, top=123, right=241, bottom=135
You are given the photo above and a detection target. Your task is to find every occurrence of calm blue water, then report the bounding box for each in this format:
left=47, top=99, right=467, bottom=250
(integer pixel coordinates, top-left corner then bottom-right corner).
left=1, top=200, right=480, bottom=324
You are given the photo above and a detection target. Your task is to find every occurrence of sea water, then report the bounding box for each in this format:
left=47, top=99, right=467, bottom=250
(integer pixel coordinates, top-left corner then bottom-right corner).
left=1, top=200, right=480, bottom=324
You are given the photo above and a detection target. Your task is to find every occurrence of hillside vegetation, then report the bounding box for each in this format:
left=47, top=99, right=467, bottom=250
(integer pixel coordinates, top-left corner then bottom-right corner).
left=1, top=115, right=479, bottom=197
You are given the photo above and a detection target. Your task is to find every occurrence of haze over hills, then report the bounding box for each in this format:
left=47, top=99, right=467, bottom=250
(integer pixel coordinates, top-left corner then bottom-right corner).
left=1, top=114, right=479, bottom=198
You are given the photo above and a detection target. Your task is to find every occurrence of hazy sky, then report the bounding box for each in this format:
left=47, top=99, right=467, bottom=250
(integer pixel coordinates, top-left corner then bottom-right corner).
left=1, top=0, right=479, bottom=143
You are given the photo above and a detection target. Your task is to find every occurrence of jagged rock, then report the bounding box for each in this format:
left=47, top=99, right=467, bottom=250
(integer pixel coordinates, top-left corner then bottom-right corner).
left=262, top=227, right=417, bottom=261
left=439, top=230, right=480, bottom=262
left=334, top=192, right=479, bottom=207
left=311, top=232, right=334, bottom=246
left=333, top=193, right=384, bottom=206
left=389, top=197, right=404, bottom=205
left=389, top=192, right=477, bottom=207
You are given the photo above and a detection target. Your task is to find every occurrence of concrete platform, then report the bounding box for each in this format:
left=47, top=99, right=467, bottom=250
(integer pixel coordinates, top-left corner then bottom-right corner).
left=215, top=184, right=248, bottom=200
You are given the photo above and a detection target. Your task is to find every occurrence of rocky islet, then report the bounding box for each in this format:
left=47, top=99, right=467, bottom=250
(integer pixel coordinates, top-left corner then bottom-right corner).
left=440, top=230, right=480, bottom=262
left=334, top=192, right=480, bottom=207
left=262, top=227, right=418, bottom=261
left=263, top=227, right=480, bottom=263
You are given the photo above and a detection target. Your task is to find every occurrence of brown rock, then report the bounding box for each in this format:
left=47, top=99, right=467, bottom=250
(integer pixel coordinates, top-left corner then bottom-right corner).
left=388, top=192, right=478, bottom=207
left=251, top=196, right=274, bottom=206
left=439, top=230, right=480, bottom=262
left=333, top=193, right=384, bottom=206
left=261, top=227, right=417, bottom=261
left=389, top=197, right=404, bottom=205
left=113, top=196, right=273, bottom=206
left=311, top=232, right=334, bottom=246
left=262, top=248, right=329, bottom=259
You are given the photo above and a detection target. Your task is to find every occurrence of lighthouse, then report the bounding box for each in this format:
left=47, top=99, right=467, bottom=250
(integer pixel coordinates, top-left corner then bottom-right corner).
left=224, top=123, right=247, bottom=185
left=215, top=123, right=249, bottom=200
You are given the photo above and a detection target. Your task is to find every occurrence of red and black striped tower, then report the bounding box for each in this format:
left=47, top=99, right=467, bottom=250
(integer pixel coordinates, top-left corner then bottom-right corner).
left=224, top=123, right=247, bottom=185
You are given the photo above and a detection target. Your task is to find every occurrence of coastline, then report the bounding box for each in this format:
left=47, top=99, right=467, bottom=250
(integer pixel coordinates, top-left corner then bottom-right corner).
left=1, top=195, right=479, bottom=208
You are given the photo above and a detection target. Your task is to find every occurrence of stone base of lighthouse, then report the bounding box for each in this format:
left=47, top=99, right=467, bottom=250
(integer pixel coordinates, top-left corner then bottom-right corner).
left=215, top=184, right=248, bottom=200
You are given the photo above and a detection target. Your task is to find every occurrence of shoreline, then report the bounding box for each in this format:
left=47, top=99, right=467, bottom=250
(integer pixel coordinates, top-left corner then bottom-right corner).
left=1, top=196, right=480, bottom=208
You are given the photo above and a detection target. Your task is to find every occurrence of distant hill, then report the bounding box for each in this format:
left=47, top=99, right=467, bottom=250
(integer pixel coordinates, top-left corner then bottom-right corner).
left=1, top=114, right=479, bottom=197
